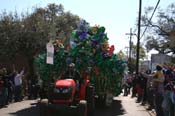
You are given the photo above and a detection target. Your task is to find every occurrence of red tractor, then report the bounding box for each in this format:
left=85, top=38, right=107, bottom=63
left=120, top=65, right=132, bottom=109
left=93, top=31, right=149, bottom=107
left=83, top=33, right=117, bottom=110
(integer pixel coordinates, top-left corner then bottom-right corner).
left=39, top=74, right=95, bottom=116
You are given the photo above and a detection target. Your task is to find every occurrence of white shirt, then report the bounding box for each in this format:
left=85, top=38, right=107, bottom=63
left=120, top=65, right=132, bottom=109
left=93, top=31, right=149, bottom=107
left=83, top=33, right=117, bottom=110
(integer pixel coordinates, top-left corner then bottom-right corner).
left=14, top=70, right=24, bottom=86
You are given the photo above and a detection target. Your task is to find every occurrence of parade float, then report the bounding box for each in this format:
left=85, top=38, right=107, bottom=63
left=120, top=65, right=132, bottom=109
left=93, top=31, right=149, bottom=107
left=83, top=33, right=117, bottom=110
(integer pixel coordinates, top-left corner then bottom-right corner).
left=35, top=20, right=126, bottom=116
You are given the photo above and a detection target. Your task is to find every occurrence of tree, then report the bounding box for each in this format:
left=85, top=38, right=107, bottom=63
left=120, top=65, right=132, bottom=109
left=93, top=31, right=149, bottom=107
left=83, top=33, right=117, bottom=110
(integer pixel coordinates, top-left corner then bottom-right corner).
left=127, top=43, right=146, bottom=73
left=18, top=8, right=51, bottom=77
left=22, top=4, right=80, bottom=77
left=131, top=44, right=146, bottom=60
left=55, top=11, right=80, bottom=46
left=118, top=50, right=127, bottom=59
left=0, top=3, right=80, bottom=77
left=0, top=11, right=21, bottom=62
left=142, top=3, right=175, bottom=54
left=119, top=44, right=146, bottom=73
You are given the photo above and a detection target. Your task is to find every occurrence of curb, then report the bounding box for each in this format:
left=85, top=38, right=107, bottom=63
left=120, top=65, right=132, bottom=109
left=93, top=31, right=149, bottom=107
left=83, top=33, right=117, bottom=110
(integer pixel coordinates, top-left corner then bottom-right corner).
left=147, top=109, right=156, bottom=116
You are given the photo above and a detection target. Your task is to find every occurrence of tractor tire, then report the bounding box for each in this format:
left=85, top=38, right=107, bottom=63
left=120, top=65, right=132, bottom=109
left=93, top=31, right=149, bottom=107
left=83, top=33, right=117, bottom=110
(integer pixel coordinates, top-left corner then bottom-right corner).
left=78, top=100, right=87, bottom=116
left=96, top=92, right=113, bottom=108
left=86, top=85, right=95, bottom=116
left=39, top=99, right=48, bottom=116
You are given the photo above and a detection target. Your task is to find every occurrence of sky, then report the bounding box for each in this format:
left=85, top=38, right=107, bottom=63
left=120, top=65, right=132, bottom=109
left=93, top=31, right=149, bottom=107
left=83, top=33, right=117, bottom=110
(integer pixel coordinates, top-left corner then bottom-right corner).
left=0, top=0, right=173, bottom=56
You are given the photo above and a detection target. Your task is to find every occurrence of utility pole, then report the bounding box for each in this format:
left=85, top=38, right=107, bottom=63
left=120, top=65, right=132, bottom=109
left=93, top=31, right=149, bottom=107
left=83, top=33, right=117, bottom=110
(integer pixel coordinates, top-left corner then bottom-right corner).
left=126, top=28, right=136, bottom=60
left=124, top=47, right=129, bottom=58
left=136, top=0, right=142, bottom=75
left=126, top=28, right=136, bottom=72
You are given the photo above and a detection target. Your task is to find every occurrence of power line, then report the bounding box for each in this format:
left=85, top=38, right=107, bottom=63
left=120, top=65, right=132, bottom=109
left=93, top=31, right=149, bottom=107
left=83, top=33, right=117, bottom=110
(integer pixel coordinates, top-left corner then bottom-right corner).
left=140, top=0, right=160, bottom=39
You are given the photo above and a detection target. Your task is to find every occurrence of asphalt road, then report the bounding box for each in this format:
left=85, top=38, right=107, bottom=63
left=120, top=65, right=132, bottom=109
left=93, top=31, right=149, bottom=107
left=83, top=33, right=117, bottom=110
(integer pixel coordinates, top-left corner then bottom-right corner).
left=0, top=94, right=155, bottom=116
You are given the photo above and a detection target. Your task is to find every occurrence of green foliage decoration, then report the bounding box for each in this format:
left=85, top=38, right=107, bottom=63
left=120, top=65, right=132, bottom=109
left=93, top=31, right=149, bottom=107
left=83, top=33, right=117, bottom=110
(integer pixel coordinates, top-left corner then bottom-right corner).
left=35, top=20, right=127, bottom=96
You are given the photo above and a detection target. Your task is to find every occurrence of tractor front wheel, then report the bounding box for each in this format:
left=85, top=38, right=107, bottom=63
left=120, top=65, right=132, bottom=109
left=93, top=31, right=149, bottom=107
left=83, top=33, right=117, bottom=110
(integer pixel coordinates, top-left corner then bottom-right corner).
left=78, top=100, right=87, bottom=116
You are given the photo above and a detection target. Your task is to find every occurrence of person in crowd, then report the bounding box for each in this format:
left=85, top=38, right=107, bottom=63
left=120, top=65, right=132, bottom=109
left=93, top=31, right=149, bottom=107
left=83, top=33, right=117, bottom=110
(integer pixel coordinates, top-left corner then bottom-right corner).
left=162, top=66, right=175, bottom=116
left=146, top=70, right=155, bottom=110
left=0, top=69, right=5, bottom=107
left=152, top=65, right=164, bottom=116
left=162, top=69, right=172, bottom=116
left=2, top=68, right=9, bottom=106
left=171, top=67, right=175, bottom=115
left=142, top=65, right=164, bottom=116
left=21, top=73, right=28, bottom=100
left=63, top=63, right=80, bottom=78
left=14, top=68, right=24, bottom=102
left=6, top=70, right=15, bottom=104
left=141, top=70, right=149, bottom=105
left=122, top=71, right=132, bottom=96
left=37, top=75, right=42, bottom=99
left=135, top=72, right=144, bottom=103
left=127, top=72, right=132, bottom=95
left=63, top=63, right=81, bottom=91
left=28, top=73, right=40, bottom=100
left=33, top=74, right=40, bottom=99
left=131, top=72, right=137, bottom=97
left=122, top=72, right=129, bottom=96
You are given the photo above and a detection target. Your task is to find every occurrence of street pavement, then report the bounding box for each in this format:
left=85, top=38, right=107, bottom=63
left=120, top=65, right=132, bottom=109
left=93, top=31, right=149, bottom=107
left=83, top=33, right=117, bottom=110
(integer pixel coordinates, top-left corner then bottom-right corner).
left=0, top=94, right=156, bottom=116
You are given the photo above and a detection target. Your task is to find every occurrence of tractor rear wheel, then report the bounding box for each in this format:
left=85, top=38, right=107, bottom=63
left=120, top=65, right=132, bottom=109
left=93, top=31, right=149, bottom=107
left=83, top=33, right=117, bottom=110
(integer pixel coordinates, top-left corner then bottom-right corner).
left=104, top=92, right=113, bottom=107
left=39, top=99, right=48, bottom=116
left=86, top=85, right=95, bottom=116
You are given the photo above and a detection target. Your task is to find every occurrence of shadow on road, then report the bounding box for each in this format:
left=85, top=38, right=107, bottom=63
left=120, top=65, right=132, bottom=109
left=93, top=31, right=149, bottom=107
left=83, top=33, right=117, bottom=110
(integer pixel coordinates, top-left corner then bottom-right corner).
left=9, top=104, right=39, bottom=116
left=95, top=99, right=126, bottom=116
left=8, top=99, right=126, bottom=116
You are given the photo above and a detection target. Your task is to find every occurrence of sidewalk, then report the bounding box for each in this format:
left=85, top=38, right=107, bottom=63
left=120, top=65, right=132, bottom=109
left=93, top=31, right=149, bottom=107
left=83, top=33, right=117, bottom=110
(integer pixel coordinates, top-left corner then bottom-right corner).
left=115, top=94, right=156, bottom=116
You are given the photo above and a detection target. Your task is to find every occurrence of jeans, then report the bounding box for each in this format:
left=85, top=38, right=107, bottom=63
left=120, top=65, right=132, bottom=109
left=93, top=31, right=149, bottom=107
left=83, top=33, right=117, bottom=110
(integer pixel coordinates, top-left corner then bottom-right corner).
left=162, top=90, right=171, bottom=116
left=154, top=92, right=164, bottom=116
left=0, top=87, right=8, bottom=106
left=14, top=85, right=22, bottom=102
